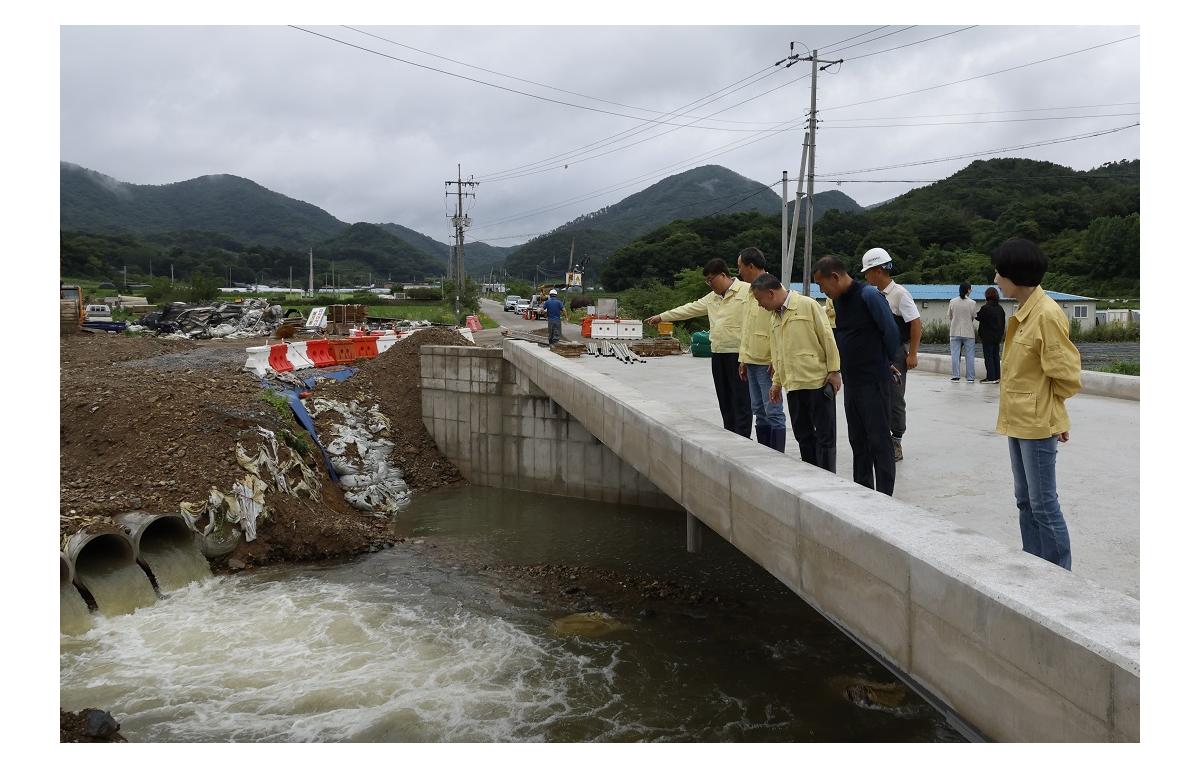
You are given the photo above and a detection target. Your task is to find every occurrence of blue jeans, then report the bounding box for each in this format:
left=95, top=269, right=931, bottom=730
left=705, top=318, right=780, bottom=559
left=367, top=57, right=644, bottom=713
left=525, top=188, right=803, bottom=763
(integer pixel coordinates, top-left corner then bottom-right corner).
left=1008, top=436, right=1071, bottom=570
left=745, top=363, right=787, bottom=429
left=950, top=336, right=976, bottom=380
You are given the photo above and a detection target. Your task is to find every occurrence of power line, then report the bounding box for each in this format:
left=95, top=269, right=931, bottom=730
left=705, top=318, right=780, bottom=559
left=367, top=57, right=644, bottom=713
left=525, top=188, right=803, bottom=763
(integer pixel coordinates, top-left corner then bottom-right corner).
left=821, top=112, right=1139, bottom=129
left=842, top=26, right=978, bottom=61
left=343, top=25, right=787, bottom=127
left=289, top=25, right=788, bottom=133
left=815, top=123, right=1139, bottom=177
left=823, top=26, right=919, bottom=55
left=816, top=26, right=892, bottom=50
left=472, top=66, right=784, bottom=181
left=702, top=180, right=784, bottom=217
left=824, top=101, right=1140, bottom=121
left=480, top=70, right=810, bottom=183
left=822, top=34, right=1140, bottom=113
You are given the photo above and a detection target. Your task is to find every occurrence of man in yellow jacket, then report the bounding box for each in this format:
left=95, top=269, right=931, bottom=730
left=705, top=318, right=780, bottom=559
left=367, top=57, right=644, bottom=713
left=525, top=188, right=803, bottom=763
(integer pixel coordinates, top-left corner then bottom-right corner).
left=750, top=273, right=842, bottom=472
left=647, top=258, right=752, bottom=437
left=993, top=238, right=1082, bottom=571
left=736, top=247, right=788, bottom=451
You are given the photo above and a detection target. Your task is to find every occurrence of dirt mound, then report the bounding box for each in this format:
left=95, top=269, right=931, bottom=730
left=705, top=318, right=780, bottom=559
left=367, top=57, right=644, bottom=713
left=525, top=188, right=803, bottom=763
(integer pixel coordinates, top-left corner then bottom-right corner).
left=320, top=328, right=473, bottom=492
left=60, top=335, right=387, bottom=564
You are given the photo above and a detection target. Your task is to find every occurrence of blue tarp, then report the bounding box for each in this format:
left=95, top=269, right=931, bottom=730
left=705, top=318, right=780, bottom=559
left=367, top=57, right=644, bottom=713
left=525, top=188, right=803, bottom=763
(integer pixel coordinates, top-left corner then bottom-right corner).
left=259, top=366, right=357, bottom=480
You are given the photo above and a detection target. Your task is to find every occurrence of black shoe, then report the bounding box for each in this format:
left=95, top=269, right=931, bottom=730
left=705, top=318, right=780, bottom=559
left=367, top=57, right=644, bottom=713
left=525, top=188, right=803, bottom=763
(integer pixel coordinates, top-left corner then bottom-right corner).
left=950, top=377, right=960, bottom=381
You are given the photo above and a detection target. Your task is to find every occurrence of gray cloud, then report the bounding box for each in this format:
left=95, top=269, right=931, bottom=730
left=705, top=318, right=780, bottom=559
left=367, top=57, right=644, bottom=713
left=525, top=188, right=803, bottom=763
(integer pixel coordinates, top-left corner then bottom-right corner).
left=60, top=25, right=1139, bottom=248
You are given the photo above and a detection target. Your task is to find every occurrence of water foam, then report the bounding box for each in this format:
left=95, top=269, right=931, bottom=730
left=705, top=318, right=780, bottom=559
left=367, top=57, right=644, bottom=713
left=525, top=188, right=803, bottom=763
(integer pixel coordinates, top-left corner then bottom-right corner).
left=60, top=564, right=625, bottom=742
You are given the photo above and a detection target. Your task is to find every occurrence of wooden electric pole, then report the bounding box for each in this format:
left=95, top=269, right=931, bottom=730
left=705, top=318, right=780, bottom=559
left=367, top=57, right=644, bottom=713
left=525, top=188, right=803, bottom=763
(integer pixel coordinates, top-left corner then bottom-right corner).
left=445, top=164, right=478, bottom=318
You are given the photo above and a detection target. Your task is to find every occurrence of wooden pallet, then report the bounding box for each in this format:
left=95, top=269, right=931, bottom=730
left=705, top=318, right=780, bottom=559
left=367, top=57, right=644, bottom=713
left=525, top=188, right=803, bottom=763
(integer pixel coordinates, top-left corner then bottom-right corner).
left=628, top=337, right=683, bottom=356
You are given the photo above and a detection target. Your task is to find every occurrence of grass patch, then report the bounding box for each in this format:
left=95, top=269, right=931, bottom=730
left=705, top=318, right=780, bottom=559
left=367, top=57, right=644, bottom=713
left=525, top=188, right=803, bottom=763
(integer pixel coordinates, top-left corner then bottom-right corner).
left=286, top=303, right=459, bottom=324
left=1099, top=361, right=1139, bottom=376
left=1070, top=321, right=1139, bottom=342
left=921, top=321, right=950, bottom=345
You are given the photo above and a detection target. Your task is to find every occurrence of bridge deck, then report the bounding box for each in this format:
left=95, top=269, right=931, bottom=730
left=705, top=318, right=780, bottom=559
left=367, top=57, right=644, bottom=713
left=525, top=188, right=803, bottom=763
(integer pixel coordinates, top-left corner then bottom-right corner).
left=572, top=353, right=1140, bottom=599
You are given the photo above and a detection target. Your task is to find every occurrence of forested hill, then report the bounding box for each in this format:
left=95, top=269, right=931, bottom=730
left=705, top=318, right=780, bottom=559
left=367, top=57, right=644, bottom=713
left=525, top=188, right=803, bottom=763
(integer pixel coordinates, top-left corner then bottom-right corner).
left=502, top=164, right=863, bottom=280
left=600, top=157, right=1139, bottom=295
left=60, top=162, right=346, bottom=249
left=377, top=223, right=512, bottom=277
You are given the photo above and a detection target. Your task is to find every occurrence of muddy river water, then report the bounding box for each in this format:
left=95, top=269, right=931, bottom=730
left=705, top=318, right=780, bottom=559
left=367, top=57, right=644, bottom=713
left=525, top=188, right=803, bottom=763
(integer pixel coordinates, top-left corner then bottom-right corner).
left=60, top=487, right=964, bottom=742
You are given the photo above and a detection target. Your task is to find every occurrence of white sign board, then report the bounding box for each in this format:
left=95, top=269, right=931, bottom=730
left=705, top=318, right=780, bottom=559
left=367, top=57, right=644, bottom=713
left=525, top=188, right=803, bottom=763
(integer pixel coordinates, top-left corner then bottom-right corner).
left=306, top=306, right=328, bottom=328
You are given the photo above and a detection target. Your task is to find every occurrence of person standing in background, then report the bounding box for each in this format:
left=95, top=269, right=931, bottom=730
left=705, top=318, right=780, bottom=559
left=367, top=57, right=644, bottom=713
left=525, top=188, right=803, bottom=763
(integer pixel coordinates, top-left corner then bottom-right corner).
left=544, top=289, right=565, bottom=346
left=948, top=283, right=978, bottom=382
left=976, top=287, right=1006, bottom=383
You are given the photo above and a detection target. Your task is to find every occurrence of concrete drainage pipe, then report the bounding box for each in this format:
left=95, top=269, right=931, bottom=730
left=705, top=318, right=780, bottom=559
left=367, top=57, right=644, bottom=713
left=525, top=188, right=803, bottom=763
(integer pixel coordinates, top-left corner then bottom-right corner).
left=60, top=551, right=92, bottom=635
left=115, top=512, right=211, bottom=593
left=65, top=529, right=157, bottom=617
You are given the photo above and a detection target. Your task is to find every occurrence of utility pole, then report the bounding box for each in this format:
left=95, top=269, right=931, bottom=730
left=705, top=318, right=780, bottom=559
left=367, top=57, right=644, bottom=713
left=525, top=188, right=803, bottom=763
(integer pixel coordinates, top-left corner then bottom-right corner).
left=777, top=43, right=842, bottom=296
left=289, top=265, right=293, bottom=291
left=445, top=164, right=478, bottom=317
left=308, top=248, right=314, bottom=298
left=780, top=170, right=788, bottom=279
left=170, top=264, right=174, bottom=285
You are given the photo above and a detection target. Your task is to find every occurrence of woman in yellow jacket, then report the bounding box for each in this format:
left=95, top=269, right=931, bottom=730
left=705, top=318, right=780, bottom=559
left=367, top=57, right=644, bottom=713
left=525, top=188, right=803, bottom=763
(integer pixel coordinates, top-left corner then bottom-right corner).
left=647, top=258, right=752, bottom=437
left=993, top=238, right=1082, bottom=571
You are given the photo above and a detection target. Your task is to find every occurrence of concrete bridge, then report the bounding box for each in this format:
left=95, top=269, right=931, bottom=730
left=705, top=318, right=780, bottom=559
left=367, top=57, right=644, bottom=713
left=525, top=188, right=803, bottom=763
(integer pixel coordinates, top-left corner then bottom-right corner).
left=420, top=339, right=1139, bottom=742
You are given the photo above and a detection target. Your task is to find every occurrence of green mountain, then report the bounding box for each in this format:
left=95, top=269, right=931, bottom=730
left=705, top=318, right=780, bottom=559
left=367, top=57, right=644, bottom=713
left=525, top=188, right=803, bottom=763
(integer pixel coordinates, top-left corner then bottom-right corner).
left=60, top=162, right=346, bottom=248
left=503, top=164, right=862, bottom=280
left=377, top=223, right=513, bottom=278
left=602, top=157, right=1140, bottom=295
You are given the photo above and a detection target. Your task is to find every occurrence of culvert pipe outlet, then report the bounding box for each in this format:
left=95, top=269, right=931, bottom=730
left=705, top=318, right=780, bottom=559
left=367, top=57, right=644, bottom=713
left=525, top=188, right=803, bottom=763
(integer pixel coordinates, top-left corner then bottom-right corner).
left=60, top=551, right=91, bottom=636
left=66, top=528, right=157, bottom=617
left=115, top=512, right=211, bottom=593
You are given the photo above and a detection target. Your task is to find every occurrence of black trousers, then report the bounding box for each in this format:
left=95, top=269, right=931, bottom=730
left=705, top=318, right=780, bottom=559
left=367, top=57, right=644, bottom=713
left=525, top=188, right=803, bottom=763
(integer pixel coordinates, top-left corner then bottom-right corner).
left=786, top=388, right=836, bottom=472
left=711, top=352, right=752, bottom=438
left=844, top=378, right=896, bottom=495
left=982, top=341, right=1002, bottom=381
left=890, top=342, right=908, bottom=439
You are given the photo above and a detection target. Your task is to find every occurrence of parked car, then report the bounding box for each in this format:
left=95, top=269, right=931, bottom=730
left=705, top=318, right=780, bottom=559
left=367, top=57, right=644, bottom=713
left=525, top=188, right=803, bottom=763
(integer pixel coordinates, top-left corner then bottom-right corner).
left=504, top=295, right=522, bottom=312
left=514, top=299, right=531, bottom=313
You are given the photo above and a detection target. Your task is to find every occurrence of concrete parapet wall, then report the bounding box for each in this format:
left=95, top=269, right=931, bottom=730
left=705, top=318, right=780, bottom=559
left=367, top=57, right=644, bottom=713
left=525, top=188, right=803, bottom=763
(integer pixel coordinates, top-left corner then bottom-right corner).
left=419, top=345, right=678, bottom=509
left=917, top=353, right=1139, bottom=401
left=502, top=340, right=1139, bottom=742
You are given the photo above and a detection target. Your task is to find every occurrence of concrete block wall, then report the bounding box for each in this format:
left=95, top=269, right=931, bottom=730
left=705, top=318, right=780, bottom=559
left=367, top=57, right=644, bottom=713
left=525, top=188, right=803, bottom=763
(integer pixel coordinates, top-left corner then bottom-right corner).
left=917, top=353, right=1139, bottom=401
left=419, top=345, right=678, bottom=509
left=502, top=339, right=1139, bottom=742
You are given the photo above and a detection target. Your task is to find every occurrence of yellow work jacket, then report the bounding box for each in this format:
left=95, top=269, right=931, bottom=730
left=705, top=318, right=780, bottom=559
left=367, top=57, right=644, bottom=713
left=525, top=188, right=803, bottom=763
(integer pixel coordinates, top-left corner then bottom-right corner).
left=770, top=291, right=841, bottom=391
left=996, top=286, right=1082, bottom=439
left=824, top=297, right=837, bottom=329
left=738, top=299, right=775, bottom=366
left=659, top=278, right=751, bottom=354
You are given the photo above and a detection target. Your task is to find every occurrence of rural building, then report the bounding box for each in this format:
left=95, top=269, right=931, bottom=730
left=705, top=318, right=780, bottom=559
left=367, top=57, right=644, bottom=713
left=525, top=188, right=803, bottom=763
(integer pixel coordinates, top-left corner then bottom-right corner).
left=789, top=283, right=1099, bottom=332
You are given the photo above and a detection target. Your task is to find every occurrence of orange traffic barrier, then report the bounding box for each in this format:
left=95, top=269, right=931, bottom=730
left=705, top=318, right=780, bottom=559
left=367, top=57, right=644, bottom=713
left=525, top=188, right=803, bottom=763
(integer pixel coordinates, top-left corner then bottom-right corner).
left=352, top=336, right=378, bottom=360
left=581, top=316, right=593, bottom=338
left=267, top=343, right=294, bottom=373
left=465, top=315, right=483, bottom=331
left=306, top=339, right=336, bottom=367
left=329, top=338, right=357, bottom=365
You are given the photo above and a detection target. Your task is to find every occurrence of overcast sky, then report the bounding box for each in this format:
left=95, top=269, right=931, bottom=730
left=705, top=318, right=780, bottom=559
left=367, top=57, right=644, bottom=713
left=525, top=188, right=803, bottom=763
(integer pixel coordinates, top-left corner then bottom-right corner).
left=60, top=24, right=1139, bottom=249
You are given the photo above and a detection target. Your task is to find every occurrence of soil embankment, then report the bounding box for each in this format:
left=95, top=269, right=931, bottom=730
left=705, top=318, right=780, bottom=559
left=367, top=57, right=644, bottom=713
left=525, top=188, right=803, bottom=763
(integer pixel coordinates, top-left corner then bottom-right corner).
left=60, top=328, right=474, bottom=568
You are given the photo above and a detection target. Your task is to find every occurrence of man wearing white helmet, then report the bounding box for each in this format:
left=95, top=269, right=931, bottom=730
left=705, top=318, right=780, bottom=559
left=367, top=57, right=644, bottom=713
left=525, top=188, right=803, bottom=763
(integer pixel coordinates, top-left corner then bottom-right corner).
left=544, top=289, right=565, bottom=346
left=860, top=247, right=922, bottom=462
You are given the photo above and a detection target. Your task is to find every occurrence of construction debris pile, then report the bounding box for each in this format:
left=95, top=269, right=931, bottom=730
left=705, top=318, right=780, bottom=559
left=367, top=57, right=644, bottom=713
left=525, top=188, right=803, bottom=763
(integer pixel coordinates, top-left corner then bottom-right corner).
left=308, top=398, right=412, bottom=516
left=131, top=299, right=294, bottom=339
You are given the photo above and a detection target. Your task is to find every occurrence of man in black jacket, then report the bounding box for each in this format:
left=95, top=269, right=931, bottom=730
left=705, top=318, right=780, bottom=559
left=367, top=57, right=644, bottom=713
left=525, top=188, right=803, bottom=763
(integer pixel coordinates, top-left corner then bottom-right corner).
left=812, top=256, right=901, bottom=495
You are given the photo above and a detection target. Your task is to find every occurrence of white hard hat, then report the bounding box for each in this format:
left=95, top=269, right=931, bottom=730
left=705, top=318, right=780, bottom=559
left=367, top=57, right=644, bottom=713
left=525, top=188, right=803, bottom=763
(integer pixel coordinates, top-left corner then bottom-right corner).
left=860, top=247, right=892, bottom=273
left=549, top=289, right=558, bottom=295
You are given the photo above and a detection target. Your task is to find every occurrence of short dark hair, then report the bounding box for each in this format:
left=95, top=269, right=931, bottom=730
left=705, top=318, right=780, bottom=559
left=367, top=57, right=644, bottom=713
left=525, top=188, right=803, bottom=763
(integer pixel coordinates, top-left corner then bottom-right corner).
left=985, top=286, right=1000, bottom=302
left=812, top=256, right=846, bottom=278
left=750, top=273, right=782, bottom=292
left=992, top=238, right=1047, bottom=287
left=959, top=282, right=971, bottom=299
left=702, top=258, right=730, bottom=278
left=737, top=247, right=766, bottom=270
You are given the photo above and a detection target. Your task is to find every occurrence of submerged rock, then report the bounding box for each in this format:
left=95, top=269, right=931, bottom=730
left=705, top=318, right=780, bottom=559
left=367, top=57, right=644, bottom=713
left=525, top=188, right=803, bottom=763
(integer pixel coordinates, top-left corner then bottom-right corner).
left=551, top=611, right=626, bottom=638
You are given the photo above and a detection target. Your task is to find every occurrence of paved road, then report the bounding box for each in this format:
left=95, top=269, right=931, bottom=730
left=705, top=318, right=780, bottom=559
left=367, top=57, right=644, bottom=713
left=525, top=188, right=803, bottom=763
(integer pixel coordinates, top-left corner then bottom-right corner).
left=478, top=298, right=585, bottom=343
